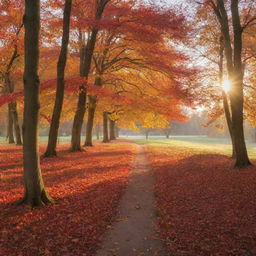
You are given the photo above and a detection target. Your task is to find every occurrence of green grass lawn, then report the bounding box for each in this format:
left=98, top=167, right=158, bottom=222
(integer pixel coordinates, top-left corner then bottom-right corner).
left=132, top=135, right=256, bottom=159
left=0, top=136, right=99, bottom=144
left=1, top=135, right=256, bottom=158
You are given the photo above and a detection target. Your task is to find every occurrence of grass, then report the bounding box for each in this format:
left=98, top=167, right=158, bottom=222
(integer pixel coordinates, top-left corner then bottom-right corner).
left=132, top=136, right=256, bottom=159
left=2, top=135, right=256, bottom=158
left=0, top=135, right=99, bottom=143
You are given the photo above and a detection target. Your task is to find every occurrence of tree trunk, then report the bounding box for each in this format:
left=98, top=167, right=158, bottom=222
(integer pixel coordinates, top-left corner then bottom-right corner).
left=115, top=126, right=119, bottom=138
left=70, top=1, right=109, bottom=151
left=229, top=78, right=250, bottom=167
left=145, top=130, right=149, bottom=140
left=19, top=0, right=53, bottom=206
left=44, top=0, right=72, bottom=157
left=95, top=123, right=100, bottom=140
left=11, top=102, right=22, bottom=145
left=7, top=102, right=22, bottom=146
left=222, top=92, right=236, bottom=158
left=84, top=76, right=101, bottom=146
left=7, top=104, right=15, bottom=144
left=70, top=31, right=97, bottom=151
left=3, top=23, right=22, bottom=145
left=109, top=119, right=116, bottom=140
left=219, top=36, right=235, bottom=158
left=103, top=112, right=109, bottom=143
left=214, top=0, right=251, bottom=167
left=5, top=74, right=21, bottom=145
left=84, top=95, right=97, bottom=146
left=71, top=87, right=86, bottom=151
left=229, top=0, right=250, bottom=167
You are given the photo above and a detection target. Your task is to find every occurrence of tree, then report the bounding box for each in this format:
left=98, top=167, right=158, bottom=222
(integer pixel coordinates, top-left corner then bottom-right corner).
left=219, top=36, right=236, bottom=158
left=208, top=0, right=255, bottom=167
left=44, top=0, right=73, bottom=157
left=70, top=0, right=110, bottom=151
left=84, top=77, right=102, bottom=146
left=102, top=111, right=109, bottom=142
left=195, top=0, right=256, bottom=167
left=20, top=0, right=53, bottom=206
left=109, top=119, right=116, bottom=140
left=82, top=1, right=191, bottom=146
left=0, top=0, right=23, bottom=145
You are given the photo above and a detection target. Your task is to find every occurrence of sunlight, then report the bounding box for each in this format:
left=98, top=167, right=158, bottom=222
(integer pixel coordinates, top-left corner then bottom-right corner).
left=222, top=79, right=231, bottom=93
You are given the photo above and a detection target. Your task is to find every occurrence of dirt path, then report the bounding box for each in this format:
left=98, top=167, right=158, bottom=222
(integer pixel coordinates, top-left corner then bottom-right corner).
left=96, top=144, right=166, bottom=256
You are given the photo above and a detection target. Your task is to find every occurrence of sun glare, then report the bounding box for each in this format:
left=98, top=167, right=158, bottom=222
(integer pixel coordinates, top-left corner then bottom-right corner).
left=222, top=79, right=231, bottom=93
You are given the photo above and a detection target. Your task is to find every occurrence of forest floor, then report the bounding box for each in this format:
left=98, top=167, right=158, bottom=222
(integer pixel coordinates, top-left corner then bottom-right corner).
left=1, top=138, right=256, bottom=256
left=0, top=141, right=136, bottom=256
left=143, top=138, right=256, bottom=256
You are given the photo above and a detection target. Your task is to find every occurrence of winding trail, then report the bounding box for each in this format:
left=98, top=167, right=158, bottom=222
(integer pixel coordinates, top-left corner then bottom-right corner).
left=96, top=144, right=166, bottom=256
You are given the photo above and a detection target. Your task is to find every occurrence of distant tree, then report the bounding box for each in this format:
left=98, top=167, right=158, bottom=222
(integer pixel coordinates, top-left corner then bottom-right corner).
left=0, top=0, right=23, bottom=145
left=102, top=111, right=109, bottom=142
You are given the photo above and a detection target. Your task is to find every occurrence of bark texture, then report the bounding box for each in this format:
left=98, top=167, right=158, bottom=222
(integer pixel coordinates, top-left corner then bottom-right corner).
left=84, top=96, right=97, bottom=146
left=44, top=0, right=72, bottom=157
left=109, top=119, right=116, bottom=140
left=84, top=77, right=102, bottom=146
left=96, top=123, right=100, bottom=140
left=5, top=58, right=22, bottom=145
left=115, top=126, right=119, bottom=138
left=20, top=0, right=53, bottom=206
left=6, top=96, right=22, bottom=146
left=103, top=112, right=109, bottom=143
left=7, top=105, right=15, bottom=144
left=11, top=102, right=22, bottom=145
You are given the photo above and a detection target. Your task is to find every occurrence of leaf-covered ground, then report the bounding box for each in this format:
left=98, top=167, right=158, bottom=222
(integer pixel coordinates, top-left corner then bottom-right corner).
left=145, top=142, right=256, bottom=256
left=0, top=141, right=136, bottom=256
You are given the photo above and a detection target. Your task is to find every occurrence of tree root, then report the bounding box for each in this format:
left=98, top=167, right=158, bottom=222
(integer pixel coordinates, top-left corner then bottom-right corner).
left=15, top=189, right=55, bottom=207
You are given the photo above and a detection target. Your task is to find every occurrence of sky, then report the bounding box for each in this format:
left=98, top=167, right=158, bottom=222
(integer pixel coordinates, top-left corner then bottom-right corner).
left=152, top=0, right=197, bottom=17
